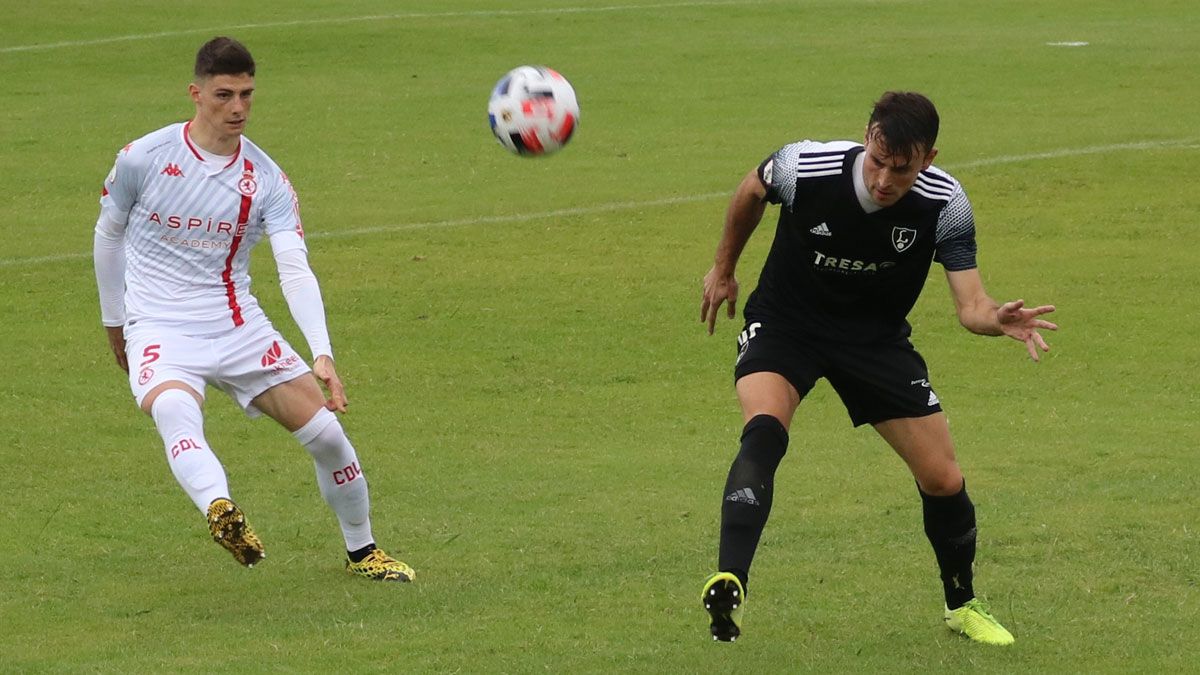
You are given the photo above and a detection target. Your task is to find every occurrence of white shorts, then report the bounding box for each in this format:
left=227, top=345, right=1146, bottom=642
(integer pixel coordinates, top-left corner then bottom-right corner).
left=125, top=316, right=311, bottom=418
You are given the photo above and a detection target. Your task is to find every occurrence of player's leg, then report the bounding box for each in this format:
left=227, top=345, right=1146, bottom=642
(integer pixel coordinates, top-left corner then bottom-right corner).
left=128, top=332, right=263, bottom=567
left=874, top=414, right=1013, bottom=645
left=873, top=413, right=971, bottom=600
left=720, top=371, right=800, bottom=590
left=249, top=369, right=413, bottom=582
left=827, top=339, right=1013, bottom=644
left=142, top=382, right=228, bottom=511
left=704, top=322, right=819, bottom=641
left=704, top=370, right=801, bottom=642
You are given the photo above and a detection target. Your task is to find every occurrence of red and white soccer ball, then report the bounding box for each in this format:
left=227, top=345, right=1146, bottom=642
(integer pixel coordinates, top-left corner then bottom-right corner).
left=488, top=66, right=579, bottom=156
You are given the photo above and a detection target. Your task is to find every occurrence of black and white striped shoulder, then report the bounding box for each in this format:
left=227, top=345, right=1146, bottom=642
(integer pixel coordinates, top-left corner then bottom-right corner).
left=911, top=165, right=960, bottom=203
left=793, top=140, right=858, bottom=178
left=761, top=140, right=858, bottom=207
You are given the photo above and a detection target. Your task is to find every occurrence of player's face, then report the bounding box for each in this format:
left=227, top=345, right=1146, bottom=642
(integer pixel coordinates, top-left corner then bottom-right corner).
left=189, top=73, right=255, bottom=139
left=862, top=126, right=937, bottom=207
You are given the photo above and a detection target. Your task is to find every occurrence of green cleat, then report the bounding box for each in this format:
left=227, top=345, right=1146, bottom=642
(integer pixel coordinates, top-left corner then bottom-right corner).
left=701, top=572, right=745, bottom=642
left=944, top=598, right=1015, bottom=645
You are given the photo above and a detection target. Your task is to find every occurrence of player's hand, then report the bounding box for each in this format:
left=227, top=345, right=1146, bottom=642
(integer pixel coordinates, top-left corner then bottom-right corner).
left=313, top=355, right=348, bottom=413
left=701, top=265, right=739, bottom=335
left=997, top=299, right=1058, bottom=362
left=105, top=325, right=129, bottom=372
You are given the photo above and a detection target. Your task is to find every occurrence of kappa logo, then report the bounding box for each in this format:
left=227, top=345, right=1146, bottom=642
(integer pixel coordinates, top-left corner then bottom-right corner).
left=809, top=222, right=832, bottom=236
left=161, top=163, right=185, bottom=178
left=892, top=226, right=917, bottom=252
left=725, top=487, right=760, bottom=505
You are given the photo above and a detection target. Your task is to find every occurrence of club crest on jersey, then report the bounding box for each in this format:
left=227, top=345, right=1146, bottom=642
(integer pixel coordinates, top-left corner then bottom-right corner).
left=892, top=227, right=917, bottom=252
left=238, top=172, right=258, bottom=197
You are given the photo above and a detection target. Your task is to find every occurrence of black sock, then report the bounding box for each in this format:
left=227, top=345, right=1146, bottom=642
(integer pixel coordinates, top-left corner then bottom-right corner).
left=718, top=414, right=789, bottom=591
left=347, top=542, right=377, bottom=563
left=919, top=481, right=976, bottom=609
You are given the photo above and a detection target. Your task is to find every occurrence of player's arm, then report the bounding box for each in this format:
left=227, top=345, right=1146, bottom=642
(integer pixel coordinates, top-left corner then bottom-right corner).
left=935, top=184, right=1057, bottom=360
left=94, top=213, right=129, bottom=371
left=270, top=236, right=346, bottom=413
left=94, top=149, right=139, bottom=372
left=701, top=168, right=769, bottom=334
left=262, top=171, right=347, bottom=413
left=945, top=269, right=1057, bottom=361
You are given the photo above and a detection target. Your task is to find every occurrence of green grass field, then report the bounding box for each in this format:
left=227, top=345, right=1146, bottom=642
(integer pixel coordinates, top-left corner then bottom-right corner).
left=1, top=0, right=1198, bottom=671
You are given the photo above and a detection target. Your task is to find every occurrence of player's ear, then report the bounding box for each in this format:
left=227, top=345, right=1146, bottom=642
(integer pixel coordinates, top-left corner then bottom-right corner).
left=922, top=147, right=938, bottom=169
left=188, top=82, right=201, bottom=104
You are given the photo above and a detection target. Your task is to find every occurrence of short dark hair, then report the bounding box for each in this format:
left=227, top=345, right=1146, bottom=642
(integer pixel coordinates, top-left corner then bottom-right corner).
left=867, top=91, right=939, bottom=160
left=194, top=37, right=255, bottom=79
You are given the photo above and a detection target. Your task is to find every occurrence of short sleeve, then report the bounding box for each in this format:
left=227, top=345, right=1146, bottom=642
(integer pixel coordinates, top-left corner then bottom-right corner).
left=756, top=141, right=820, bottom=209
left=933, top=186, right=978, bottom=271
left=260, top=170, right=306, bottom=252
left=99, top=146, right=144, bottom=224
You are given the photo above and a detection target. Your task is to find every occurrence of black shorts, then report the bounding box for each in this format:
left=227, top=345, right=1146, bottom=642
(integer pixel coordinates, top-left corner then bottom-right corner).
left=733, top=320, right=943, bottom=427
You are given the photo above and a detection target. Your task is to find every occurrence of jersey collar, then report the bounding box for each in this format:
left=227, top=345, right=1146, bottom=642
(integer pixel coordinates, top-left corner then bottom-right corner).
left=182, top=120, right=242, bottom=171
left=852, top=152, right=884, bottom=214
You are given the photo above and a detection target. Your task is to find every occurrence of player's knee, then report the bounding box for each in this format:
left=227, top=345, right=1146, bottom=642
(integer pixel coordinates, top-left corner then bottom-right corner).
left=148, top=386, right=202, bottom=419
left=293, top=408, right=349, bottom=456
left=918, top=467, right=964, bottom=497
left=732, top=414, right=789, bottom=477
left=742, top=414, right=789, bottom=449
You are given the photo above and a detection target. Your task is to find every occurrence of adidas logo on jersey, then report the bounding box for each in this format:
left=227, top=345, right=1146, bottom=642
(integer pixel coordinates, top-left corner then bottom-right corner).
left=161, top=163, right=185, bottom=177
left=928, top=390, right=940, bottom=406
left=809, top=222, right=832, bottom=236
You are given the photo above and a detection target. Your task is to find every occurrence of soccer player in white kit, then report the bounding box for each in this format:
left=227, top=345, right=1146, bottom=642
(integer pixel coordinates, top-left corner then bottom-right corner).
left=93, top=37, right=414, bottom=582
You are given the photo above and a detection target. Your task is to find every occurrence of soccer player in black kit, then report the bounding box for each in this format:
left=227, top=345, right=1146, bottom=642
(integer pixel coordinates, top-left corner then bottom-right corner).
left=698, top=92, right=1057, bottom=645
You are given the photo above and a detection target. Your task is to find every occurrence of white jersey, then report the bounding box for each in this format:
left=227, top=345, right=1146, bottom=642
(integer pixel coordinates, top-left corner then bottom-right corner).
left=100, top=122, right=306, bottom=333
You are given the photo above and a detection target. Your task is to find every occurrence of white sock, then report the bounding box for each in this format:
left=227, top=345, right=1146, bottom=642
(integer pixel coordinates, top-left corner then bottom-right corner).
left=293, top=408, right=374, bottom=551
left=151, top=389, right=229, bottom=513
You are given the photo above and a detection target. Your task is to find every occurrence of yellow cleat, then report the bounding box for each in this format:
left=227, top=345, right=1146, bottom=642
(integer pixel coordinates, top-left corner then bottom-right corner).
left=701, top=572, right=745, bottom=642
left=945, top=599, right=1015, bottom=645
left=206, top=498, right=265, bottom=567
left=346, top=548, right=415, bottom=582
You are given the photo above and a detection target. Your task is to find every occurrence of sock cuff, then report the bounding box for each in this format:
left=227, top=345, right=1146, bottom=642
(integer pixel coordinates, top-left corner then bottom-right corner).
left=742, top=414, right=789, bottom=449
left=292, top=407, right=339, bottom=445
left=150, top=388, right=200, bottom=422
left=917, top=479, right=969, bottom=505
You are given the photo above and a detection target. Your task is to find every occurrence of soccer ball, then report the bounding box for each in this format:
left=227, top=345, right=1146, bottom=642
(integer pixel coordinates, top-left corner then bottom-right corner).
left=487, top=66, right=579, bottom=156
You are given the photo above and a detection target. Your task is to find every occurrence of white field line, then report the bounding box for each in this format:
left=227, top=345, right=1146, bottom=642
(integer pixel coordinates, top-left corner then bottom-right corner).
left=1, top=139, right=1195, bottom=269
left=0, top=1, right=769, bottom=54
left=950, top=139, right=1198, bottom=170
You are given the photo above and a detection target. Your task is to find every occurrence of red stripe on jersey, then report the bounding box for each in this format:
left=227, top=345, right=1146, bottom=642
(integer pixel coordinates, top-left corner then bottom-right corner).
left=222, top=158, right=255, bottom=327
left=101, top=186, right=109, bottom=197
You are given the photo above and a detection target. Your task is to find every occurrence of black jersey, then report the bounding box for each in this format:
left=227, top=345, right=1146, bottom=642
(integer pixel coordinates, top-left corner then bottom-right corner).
left=744, top=140, right=978, bottom=343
